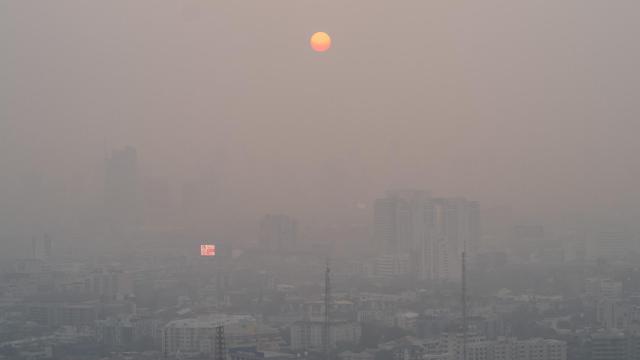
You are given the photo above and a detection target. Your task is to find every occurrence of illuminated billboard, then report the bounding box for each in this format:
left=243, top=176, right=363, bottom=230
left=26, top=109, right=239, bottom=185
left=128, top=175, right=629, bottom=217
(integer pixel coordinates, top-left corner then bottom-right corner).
left=200, top=244, right=216, bottom=256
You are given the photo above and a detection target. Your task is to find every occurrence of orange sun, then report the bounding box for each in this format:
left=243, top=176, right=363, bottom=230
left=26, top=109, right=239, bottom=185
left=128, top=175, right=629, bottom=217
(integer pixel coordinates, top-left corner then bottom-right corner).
left=310, top=32, right=331, bottom=52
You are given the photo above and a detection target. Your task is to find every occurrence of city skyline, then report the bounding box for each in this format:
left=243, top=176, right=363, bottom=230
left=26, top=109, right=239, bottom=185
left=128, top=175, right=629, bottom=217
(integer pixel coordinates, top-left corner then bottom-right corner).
left=4, top=1, right=640, bottom=257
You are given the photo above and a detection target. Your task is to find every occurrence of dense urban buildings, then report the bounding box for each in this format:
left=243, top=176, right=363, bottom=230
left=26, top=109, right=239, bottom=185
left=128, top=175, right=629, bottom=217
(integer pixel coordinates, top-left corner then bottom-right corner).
left=2, top=183, right=597, bottom=360
left=15, top=178, right=640, bottom=359
left=11, top=179, right=640, bottom=360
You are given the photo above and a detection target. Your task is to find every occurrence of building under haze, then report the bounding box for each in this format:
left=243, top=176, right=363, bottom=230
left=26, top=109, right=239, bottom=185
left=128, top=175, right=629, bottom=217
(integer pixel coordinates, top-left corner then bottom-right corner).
left=104, top=147, right=141, bottom=251
left=289, top=320, right=361, bottom=351
left=259, top=214, right=298, bottom=253
left=30, top=234, right=52, bottom=260
left=373, top=190, right=433, bottom=280
left=432, top=197, right=481, bottom=281
left=373, top=190, right=480, bottom=281
left=462, top=337, right=567, bottom=360
left=512, top=225, right=545, bottom=261
left=590, top=228, right=630, bottom=260
left=587, top=331, right=640, bottom=360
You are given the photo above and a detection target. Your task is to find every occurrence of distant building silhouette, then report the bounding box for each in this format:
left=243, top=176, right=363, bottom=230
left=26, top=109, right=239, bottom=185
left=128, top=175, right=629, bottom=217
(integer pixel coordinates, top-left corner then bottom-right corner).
left=373, top=190, right=480, bottom=281
left=259, top=214, right=298, bottom=253
left=512, top=225, right=545, bottom=261
left=104, top=146, right=140, bottom=251
left=591, top=227, right=629, bottom=260
left=30, top=234, right=53, bottom=260
left=43, top=233, right=52, bottom=258
left=432, top=197, right=481, bottom=281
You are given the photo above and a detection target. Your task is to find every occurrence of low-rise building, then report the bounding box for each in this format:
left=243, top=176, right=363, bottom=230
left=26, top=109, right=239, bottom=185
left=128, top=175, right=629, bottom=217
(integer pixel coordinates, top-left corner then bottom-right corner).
left=289, top=320, right=361, bottom=351
left=162, top=314, right=281, bottom=356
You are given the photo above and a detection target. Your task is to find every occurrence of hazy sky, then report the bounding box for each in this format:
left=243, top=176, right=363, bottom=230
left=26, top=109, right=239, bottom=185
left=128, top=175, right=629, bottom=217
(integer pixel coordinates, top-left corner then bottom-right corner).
left=2, top=1, right=640, bottom=252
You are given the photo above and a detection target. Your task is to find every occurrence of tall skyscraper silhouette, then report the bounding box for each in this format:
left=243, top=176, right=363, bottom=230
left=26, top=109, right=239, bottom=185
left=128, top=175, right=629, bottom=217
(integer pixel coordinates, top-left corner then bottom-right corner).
left=104, top=146, right=140, bottom=252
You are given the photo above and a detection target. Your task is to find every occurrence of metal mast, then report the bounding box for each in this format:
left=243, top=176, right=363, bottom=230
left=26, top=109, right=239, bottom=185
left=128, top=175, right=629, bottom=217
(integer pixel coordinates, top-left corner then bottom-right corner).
left=215, top=325, right=226, bottom=360
left=461, top=248, right=467, bottom=360
left=324, top=259, right=331, bottom=360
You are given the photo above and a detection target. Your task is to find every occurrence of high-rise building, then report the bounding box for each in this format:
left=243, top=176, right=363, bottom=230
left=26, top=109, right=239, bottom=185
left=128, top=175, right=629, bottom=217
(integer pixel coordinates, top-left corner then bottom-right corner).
left=373, top=190, right=433, bottom=279
left=585, top=278, right=623, bottom=301
left=432, top=198, right=480, bottom=280
left=596, top=300, right=632, bottom=331
left=588, top=331, right=633, bottom=360
left=104, top=146, right=140, bottom=250
left=590, top=228, right=629, bottom=260
left=259, top=214, right=298, bottom=253
left=371, top=253, right=411, bottom=278
left=372, top=191, right=480, bottom=281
